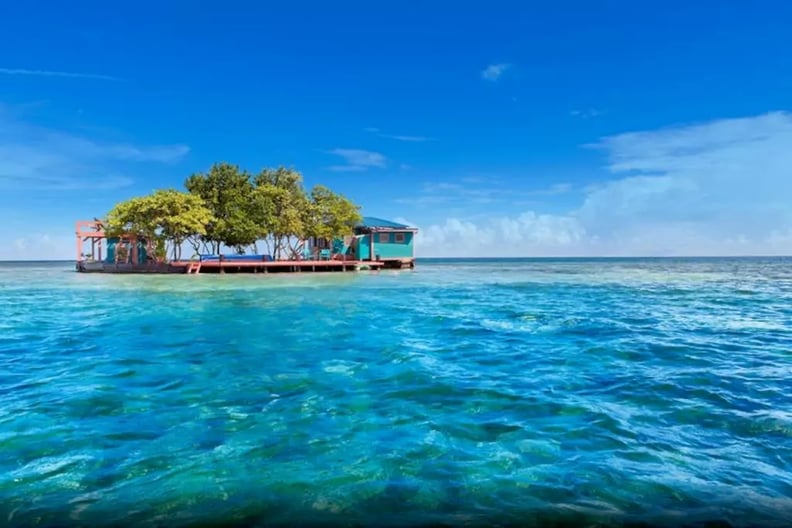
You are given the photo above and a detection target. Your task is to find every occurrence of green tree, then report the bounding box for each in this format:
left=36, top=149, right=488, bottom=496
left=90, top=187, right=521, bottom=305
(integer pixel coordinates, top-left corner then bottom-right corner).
left=185, top=162, right=257, bottom=254
left=153, top=190, right=214, bottom=260
left=105, top=190, right=213, bottom=261
left=306, top=185, right=362, bottom=242
left=253, top=167, right=309, bottom=259
left=105, top=195, right=157, bottom=240
left=254, top=166, right=304, bottom=195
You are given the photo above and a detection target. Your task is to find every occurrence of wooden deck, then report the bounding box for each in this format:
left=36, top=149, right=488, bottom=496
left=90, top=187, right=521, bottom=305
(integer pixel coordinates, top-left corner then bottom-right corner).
left=75, top=257, right=416, bottom=274
left=169, top=259, right=385, bottom=274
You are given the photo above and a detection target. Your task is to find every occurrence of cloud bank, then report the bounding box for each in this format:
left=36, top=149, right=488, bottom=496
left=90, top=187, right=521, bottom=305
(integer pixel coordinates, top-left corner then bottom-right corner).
left=416, top=112, right=792, bottom=257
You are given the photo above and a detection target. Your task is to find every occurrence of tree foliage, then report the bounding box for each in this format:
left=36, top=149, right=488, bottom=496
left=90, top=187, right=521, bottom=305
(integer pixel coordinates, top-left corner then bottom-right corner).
left=185, top=162, right=257, bottom=253
left=105, top=189, right=214, bottom=261
left=103, top=163, right=362, bottom=262
left=306, top=184, right=362, bottom=241
left=252, top=167, right=310, bottom=258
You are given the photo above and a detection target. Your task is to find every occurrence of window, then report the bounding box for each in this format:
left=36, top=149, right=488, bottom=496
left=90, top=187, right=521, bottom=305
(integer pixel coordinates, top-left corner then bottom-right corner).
left=378, top=233, right=389, bottom=243
left=394, top=232, right=406, bottom=243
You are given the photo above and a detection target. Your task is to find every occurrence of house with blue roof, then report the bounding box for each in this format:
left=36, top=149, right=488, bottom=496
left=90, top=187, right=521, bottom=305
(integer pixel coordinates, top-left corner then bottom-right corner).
left=309, top=216, right=418, bottom=268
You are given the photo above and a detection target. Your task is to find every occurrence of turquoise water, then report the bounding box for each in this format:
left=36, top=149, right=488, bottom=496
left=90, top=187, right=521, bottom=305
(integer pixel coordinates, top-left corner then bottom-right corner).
left=1, top=258, right=791, bottom=527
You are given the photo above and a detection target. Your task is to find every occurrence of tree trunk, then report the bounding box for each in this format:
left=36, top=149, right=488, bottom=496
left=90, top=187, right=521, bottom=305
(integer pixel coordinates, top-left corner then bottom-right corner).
left=189, top=237, right=201, bottom=257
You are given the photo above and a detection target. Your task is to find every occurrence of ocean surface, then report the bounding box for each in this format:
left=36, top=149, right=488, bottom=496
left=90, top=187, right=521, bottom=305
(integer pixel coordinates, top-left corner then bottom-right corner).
left=1, top=258, right=791, bottom=527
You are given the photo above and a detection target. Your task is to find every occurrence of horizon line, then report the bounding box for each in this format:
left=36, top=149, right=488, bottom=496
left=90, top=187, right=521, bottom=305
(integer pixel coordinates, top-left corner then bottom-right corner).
left=2, top=255, right=791, bottom=263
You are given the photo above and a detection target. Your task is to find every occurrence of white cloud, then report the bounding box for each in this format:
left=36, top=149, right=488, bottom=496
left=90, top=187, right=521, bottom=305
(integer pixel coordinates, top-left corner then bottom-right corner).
left=365, top=127, right=434, bottom=142
left=0, top=67, right=120, bottom=81
left=326, top=148, right=386, bottom=172
left=571, top=108, right=605, bottom=119
left=383, top=134, right=433, bottom=142
left=581, top=111, right=792, bottom=241
left=416, top=112, right=792, bottom=257
left=481, top=63, right=511, bottom=82
left=416, top=213, right=587, bottom=258
left=0, top=106, right=189, bottom=190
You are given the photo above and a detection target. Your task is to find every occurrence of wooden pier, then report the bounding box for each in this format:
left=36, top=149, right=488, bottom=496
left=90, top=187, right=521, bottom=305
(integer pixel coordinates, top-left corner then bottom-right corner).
left=170, top=258, right=385, bottom=274
left=76, top=258, right=388, bottom=274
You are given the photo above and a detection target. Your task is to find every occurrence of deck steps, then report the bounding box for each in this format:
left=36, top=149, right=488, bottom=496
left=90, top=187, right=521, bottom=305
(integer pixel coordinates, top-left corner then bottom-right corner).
left=186, top=261, right=202, bottom=274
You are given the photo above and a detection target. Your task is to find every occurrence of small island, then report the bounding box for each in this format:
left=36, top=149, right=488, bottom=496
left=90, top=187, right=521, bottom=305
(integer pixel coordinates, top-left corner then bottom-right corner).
left=75, top=163, right=417, bottom=274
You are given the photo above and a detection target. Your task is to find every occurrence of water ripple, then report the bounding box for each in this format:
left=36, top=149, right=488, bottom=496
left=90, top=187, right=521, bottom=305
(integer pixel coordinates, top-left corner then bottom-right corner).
left=1, top=259, right=791, bottom=526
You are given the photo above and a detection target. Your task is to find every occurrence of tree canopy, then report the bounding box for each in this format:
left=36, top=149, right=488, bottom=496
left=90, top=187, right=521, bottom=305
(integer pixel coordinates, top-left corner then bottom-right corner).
left=105, top=189, right=214, bottom=261
left=103, top=163, right=362, bottom=261
left=184, top=162, right=258, bottom=254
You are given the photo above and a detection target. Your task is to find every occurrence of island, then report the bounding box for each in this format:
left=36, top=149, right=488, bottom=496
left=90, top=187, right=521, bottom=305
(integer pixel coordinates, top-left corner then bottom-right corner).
left=75, top=163, right=417, bottom=274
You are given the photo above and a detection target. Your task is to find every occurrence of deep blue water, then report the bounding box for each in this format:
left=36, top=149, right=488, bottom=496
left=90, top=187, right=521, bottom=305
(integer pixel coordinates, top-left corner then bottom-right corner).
left=1, top=258, right=791, bottom=527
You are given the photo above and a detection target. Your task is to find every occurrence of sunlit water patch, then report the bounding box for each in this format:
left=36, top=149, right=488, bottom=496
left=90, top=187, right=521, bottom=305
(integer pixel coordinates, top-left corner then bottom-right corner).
left=1, top=258, right=791, bottom=527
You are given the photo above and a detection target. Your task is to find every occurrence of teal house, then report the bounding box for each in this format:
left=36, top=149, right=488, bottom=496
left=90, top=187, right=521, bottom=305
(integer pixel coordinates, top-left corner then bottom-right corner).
left=313, top=217, right=417, bottom=268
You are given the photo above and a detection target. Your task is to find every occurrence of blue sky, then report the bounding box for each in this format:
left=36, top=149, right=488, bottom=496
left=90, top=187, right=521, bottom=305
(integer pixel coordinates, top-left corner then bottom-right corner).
left=2, top=0, right=792, bottom=258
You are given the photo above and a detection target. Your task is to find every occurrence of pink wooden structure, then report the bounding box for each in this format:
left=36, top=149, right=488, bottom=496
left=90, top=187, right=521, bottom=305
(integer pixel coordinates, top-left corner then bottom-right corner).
left=75, top=220, right=141, bottom=264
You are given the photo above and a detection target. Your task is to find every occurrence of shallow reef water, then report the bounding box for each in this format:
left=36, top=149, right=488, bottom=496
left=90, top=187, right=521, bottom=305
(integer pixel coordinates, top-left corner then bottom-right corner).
left=1, top=258, right=791, bottom=527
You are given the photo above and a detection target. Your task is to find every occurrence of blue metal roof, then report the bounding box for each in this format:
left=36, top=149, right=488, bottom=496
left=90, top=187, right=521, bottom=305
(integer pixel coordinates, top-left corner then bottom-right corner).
left=357, top=216, right=412, bottom=229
